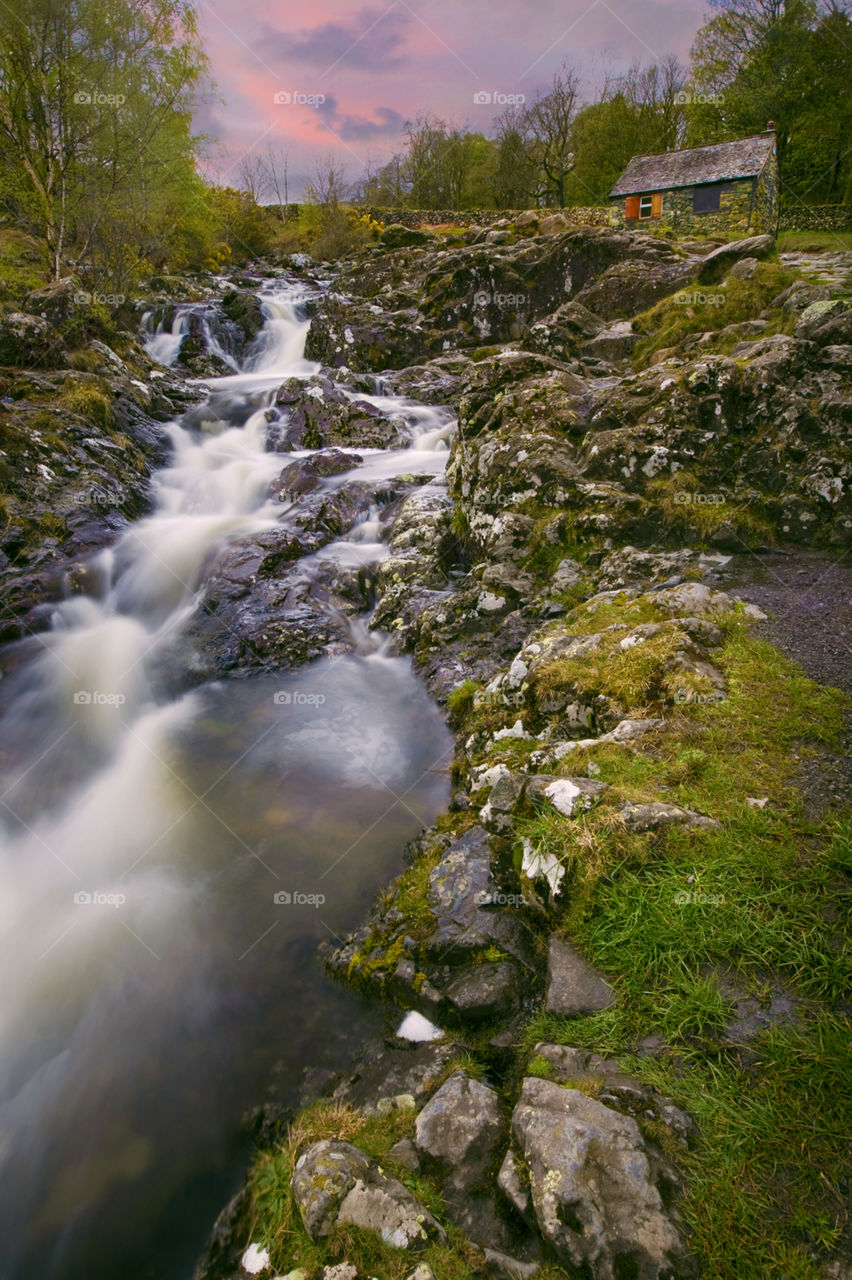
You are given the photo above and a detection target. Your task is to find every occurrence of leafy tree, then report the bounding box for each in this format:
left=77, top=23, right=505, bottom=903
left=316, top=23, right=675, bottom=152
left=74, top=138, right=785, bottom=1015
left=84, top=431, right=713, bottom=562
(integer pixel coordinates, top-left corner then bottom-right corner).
left=688, top=0, right=852, bottom=204
left=0, top=0, right=208, bottom=279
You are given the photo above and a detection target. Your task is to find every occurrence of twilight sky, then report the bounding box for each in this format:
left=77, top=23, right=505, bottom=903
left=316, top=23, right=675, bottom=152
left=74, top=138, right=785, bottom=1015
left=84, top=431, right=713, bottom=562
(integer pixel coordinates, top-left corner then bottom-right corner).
left=195, top=0, right=711, bottom=197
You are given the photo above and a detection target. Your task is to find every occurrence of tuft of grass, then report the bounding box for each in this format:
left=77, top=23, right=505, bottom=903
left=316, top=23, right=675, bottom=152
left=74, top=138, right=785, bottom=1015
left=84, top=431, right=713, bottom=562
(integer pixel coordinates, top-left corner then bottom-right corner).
left=57, top=379, right=114, bottom=429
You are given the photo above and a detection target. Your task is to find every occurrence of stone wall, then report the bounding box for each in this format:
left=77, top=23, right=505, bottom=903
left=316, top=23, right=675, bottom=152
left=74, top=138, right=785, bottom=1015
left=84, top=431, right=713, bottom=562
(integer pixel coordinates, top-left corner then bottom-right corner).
left=780, top=204, right=852, bottom=232
left=268, top=204, right=614, bottom=229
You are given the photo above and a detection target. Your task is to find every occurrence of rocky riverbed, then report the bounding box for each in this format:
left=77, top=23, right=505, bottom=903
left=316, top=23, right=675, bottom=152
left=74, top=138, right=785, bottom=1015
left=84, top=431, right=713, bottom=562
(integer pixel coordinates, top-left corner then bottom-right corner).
left=0, top=220, right=850, bottom=1280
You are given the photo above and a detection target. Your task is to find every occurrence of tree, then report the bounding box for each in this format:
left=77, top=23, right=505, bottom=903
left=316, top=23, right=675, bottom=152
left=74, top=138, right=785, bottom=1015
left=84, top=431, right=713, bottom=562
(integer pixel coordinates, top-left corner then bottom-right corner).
left=493, top=106, right=538, bottom=208
left=688, top=0, right=852, bottom=203
left=305, top=155, right=350, bottom=209
left=524, top=64, right=580, bottom=206
left=0, top=0, right=207, bottom=280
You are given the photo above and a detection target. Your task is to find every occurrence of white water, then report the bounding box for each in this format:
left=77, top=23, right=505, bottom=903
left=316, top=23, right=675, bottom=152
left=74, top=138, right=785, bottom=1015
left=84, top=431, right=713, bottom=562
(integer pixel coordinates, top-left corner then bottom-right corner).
left=0, top=281, right=454, bottom=1280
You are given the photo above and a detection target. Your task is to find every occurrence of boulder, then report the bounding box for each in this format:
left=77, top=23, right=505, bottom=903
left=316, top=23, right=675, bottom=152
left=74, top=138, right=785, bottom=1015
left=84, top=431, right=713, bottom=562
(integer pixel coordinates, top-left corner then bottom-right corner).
left=538, top=212, right=570, bottom=235
left=22, top=277, right=83, bottom=329
left=582, top=320, right=641, bottom=361
left=414, top=1071, right=504, bottom=1183
left=514, top=211, right=540, bottom=231
left=0, top=311, right=65, bottom=367
left=510, top=1077, right=689, bottom=1277
left=381, top=224, right=432, bottom=248
left=426, top=826, right=534, bottom=965
left=545, top=936, right=615, bottom=1016
left=291, top=1139, right=445, bottom=1249
left=220, top=289, right=265, bottom=345
left=697, top=234, right=775, bottom=283
left=795, top=298, right=850, bottom=342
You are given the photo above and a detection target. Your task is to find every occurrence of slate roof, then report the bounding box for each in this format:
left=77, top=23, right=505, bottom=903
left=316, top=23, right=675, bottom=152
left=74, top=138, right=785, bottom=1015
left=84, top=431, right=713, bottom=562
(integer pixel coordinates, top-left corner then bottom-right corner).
left=610, top=133, right=776, bottom=198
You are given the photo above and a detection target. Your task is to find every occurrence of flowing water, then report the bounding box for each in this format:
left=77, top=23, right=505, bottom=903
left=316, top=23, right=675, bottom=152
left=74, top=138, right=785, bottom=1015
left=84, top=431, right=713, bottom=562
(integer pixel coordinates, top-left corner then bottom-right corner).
left=0, top=282, right=453, bottom=1280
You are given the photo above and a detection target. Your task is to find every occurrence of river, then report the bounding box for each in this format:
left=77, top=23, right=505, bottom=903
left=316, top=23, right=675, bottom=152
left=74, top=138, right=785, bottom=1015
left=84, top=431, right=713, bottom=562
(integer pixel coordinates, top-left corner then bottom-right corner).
left=0, top=278, right=453, bottom=1280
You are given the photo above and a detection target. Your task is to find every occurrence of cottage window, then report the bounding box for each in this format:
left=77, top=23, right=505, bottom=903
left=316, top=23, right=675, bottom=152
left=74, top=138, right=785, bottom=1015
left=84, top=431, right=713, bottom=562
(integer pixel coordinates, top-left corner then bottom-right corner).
left=639, top=194, right=653, bottom=218
left=693, top=184, right=722, bottom=213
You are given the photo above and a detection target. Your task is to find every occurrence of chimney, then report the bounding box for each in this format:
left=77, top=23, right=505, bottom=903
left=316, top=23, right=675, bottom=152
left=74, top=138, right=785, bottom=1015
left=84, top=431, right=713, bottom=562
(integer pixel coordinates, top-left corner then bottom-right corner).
left=764, top=120, right=776, bottom=132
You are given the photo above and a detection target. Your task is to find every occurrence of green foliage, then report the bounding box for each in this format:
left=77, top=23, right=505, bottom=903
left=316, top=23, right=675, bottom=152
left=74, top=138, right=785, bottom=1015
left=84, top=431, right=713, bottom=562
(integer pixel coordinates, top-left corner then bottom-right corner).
left=688, top=0, right=852, bottom=205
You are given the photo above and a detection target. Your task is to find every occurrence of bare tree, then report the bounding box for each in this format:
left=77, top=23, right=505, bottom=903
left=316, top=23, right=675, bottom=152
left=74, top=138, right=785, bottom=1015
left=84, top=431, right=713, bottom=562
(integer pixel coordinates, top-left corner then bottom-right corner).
left=524, top=64, right=581, bottom=206
left=236, top=154, right=271, bottom=203
left=265, top=144, right=289, bottom=209
left=304, top=155, right=349, bottom=208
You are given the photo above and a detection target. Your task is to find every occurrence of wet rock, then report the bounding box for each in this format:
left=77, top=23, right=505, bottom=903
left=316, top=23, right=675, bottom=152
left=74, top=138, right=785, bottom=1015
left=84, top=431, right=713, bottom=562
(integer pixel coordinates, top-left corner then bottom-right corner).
left=331, top=1039, right=457, bottom=1115
left=426, top=826, right=534, bottom=966
left=510, top=1077, right=689, bottom=1278
left=291, top=1139, right=446, bottom=1248
left=443, top=960, right=521, bottom=1022
left=545, top=936, right=615, bottom=1016
left=268, top=449, right=362, bottom=501
left=275, top=374, right=401, bottom=449
left=220, top=289, right=265, bottom=346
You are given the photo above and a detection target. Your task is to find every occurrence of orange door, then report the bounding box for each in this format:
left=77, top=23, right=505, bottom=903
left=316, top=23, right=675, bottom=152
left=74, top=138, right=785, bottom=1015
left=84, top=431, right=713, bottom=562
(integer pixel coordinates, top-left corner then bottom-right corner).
left=651, top=192, right=663, bottom=218
left=625, top=195, right=640, bottom=219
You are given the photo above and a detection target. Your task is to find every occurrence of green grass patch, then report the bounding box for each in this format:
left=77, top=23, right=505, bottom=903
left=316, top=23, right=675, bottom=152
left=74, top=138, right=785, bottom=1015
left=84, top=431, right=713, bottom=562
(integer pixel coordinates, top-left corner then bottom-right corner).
left=632, top=259, right=798, bottom=367
left=777, top=229, right=852, bottom=254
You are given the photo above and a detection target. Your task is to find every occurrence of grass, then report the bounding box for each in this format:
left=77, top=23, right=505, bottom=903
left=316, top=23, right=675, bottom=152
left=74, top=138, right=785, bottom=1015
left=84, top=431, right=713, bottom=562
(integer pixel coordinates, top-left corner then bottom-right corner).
left=0, top=227, right=48, bottom=303
left=645, top=470, right=775, bottom=548
left=631, top=258, right=798, bottom=367
left=57, top=379, right=115, bottom=429
left=777, top=229, right=852, bottom=254
left=510, top=595, right=850, bottom=1277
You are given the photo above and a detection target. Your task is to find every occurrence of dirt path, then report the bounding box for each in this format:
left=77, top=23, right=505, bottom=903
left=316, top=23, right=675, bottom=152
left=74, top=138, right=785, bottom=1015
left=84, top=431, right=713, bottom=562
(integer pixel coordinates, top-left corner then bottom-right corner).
left=719, top=547, right=852, bottom=812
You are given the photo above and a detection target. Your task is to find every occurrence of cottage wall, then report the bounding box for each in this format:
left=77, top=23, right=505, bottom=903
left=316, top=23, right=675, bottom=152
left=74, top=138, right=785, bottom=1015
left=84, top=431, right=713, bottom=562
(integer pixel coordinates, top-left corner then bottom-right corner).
left=611, top=155, right=779, bottom=236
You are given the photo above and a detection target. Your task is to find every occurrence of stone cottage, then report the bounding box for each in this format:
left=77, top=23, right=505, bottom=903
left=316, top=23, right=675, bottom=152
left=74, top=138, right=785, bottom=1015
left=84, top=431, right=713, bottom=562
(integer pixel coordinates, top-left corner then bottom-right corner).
left=610, top=129, right=779, bottom=236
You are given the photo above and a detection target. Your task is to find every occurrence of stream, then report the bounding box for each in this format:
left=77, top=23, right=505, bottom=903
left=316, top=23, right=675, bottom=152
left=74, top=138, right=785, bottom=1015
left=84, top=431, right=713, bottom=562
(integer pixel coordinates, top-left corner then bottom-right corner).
left=0, top=279, right=453, bottom=1280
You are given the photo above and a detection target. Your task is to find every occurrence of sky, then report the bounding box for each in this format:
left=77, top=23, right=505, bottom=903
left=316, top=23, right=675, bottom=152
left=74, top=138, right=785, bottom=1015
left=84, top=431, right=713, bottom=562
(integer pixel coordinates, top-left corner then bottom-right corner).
left=194, top=0, right=711, bottom=197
